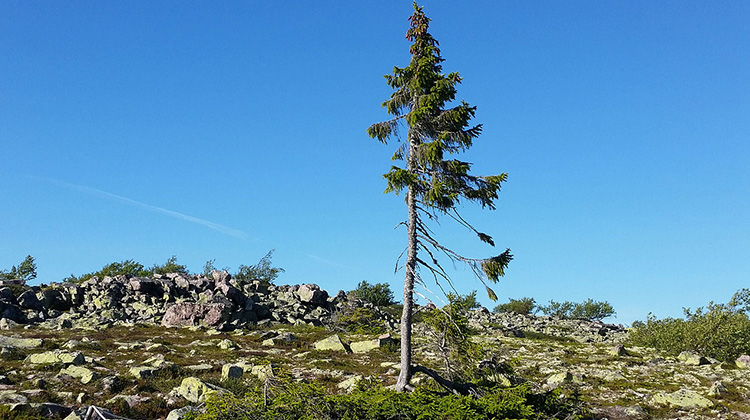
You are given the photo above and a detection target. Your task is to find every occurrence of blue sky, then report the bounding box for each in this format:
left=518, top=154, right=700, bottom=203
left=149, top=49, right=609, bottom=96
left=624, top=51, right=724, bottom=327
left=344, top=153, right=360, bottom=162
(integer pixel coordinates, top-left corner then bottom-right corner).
left=1, top=1, right=748, bottom=325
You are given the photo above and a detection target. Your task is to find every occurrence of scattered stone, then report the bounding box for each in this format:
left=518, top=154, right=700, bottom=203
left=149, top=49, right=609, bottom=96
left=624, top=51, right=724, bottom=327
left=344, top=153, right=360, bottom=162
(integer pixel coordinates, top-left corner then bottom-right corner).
left=60, top=365, right=99, bottom=384
left=653, top=389, right=713, bottom=408
left=174, top=377, right=228, bottom=403
left=250, top=364, right=275, bottom=380
left=314, top=335, right=350, bottom=352
left=167, top=406, right=198, bottom=420
left=609, top=344, right=628, bottom=357
left=0, top=335, right=43, bottom=349
left=0, top=390, right=28, bottom=404
left=337, top=375, right=363, bottom=391
left=217, top=338, right=237, bottom=350
left=185, top=364, right=213, bottom=372
left=677, top=351, right=710, bottom=366
left=350, top=333, right=396, bottom=353
left=25, top=350, right=85, bottom=365
left=221, top=364, right=246, bottom=380
left=129, top=366, right=156, bottom=379
left=708, top=381, right=728, bottom=396
left=262, top=332, right=297, bottom=346
left=736, top=354, right=750, bottom=369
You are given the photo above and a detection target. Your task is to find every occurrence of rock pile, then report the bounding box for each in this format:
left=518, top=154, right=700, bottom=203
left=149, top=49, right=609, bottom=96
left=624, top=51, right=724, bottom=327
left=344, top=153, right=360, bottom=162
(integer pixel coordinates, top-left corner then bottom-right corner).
left=0, top=272, right=625, bottom=342
left=466, top=307, right=627, bottom=344
left=0, top=272, right=352, bottom=331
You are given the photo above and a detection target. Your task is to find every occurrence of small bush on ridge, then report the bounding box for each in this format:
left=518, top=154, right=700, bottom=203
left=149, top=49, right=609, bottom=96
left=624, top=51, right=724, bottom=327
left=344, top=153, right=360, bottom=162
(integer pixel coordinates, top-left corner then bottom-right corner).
left=493, top=297, right=537, bottom=315
left=349, top=280, right=395, bottom=307
left=539, top=299, right=616, bottom=321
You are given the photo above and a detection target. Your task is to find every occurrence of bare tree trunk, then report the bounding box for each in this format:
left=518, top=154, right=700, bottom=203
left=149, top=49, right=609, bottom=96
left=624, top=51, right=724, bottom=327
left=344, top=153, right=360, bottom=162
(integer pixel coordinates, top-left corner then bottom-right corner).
left=396, top=134, right=419, bottom=392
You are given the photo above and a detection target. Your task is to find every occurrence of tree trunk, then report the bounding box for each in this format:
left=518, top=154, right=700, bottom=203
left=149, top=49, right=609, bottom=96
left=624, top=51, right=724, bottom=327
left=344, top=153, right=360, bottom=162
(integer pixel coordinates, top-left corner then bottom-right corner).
left=396, top=133, right=419, bottom=392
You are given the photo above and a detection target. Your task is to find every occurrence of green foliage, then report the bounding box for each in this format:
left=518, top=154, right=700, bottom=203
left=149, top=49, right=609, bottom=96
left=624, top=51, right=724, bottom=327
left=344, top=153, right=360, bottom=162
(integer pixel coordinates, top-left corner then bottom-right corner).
left=367, top=2, right=511, bottom=302
left=331, top=301, right=389, bottom=335
left=191, top=378, right=587, bottom=420
left=150, top=255, right=188, bottom=275
left=349, top=280, right=395, bottom=307
left=0, top=255, right=37, bottom=282
left=629, top=289, right=750, bottom=362
left=539, top=299, right=616, bottom=321
left=64, top=259, right=151, bottom=283
left=234, top=250, right=284, bottom=287
left=422, top=292, right=483, bottom=382
left=493, top=297, right=537, bottom=315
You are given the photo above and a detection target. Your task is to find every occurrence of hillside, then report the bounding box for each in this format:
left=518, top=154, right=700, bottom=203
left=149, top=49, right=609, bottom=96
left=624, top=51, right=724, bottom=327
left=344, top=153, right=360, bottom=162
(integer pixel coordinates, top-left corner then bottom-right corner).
left=0, top=273, right=749, bottom=419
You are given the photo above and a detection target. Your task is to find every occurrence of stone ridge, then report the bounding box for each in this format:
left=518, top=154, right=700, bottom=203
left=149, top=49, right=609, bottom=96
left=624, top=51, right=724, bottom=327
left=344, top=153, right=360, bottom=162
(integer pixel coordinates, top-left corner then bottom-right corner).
left=0, top=271, right=624, bottom=341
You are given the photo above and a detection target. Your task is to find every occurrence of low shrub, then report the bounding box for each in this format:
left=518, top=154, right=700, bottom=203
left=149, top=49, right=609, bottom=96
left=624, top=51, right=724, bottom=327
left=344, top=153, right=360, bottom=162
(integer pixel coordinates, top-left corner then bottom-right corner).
left=188, top=379, right=588, bottom=420
left=539, top=299, right=615, bottom=321
left=629, top=289, right=750, bottom=362
left=493, top=297, right=537, bottom=315
left=349, top=280, right=395, bottom=307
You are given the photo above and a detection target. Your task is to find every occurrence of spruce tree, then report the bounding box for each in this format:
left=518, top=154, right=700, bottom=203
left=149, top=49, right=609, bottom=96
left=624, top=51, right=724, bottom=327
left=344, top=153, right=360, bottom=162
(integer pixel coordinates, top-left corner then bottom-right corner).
left=367, top=3, right=512, bottom=392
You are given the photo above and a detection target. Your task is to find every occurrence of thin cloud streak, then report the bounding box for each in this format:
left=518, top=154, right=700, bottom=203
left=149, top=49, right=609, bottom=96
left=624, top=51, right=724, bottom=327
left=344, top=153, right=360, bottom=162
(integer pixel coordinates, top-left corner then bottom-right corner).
left=31, top=176, right=249, bottom=239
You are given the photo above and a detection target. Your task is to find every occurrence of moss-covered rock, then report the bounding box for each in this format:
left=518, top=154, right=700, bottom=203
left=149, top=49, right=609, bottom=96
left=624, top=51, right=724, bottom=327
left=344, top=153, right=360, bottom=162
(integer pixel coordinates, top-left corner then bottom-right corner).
left=174, top=377, right=228, bottom=403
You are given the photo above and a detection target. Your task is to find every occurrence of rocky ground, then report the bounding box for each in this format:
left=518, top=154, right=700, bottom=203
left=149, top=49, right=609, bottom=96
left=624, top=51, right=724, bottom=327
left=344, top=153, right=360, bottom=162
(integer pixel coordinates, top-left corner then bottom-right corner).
left=0, top=274, right=749, bottom=419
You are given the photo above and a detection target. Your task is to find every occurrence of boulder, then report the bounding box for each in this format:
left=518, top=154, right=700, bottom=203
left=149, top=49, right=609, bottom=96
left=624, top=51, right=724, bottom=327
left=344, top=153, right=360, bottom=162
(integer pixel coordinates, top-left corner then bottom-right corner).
left=129, top=366, right=157, bottom=379
left=60, top=365, right=99, bottom=384
left=167, top=406, right=198, bottom=420
left=25, top=350, right=85, bottom=365
left=736, top=354, right=750, bottom=369
left=652, top=389, right=713, bottom=408
left=350, top=334, right=396, bottom=354
left=314, top=335, right=349, bottom=352
left=677, top=351, right=710, bottom=366
left=221, top=364, right=246, bottom=380
left=17, top=290, right=42, bottom=311
left=0, top=335, right=43, bottom=349
left=608, top=344, right=628, bottom=357
left=162, top=302, right=231, bottom=329
left=262, top=332, right=297, bottom=347
left=296, top=284, right=328, bottom=305
left=174, top=377, right=228, bottom=403
left=0, top=390, right=28, bottom=404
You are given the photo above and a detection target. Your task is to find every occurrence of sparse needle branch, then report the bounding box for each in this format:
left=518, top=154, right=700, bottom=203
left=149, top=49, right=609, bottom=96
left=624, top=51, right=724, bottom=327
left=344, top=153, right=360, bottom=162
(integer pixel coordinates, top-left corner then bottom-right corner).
left=367, top=2, right=512, bottom=392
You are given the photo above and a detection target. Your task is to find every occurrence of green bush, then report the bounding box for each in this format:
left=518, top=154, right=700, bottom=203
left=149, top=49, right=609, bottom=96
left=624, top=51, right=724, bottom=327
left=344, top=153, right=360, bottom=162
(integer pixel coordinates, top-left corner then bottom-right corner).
left=539, top=299, right=615, bottom=321
left=234, top=250, right=284, bottom=287
left=629, top=289, right=750, bottom=362
left=493, top=297, right=537, bottom=315
left=150, top=255, right=188, bottom=275
left=64, top=259, right=151, bottom=283
left=349, top=280, right=395, bottom=307
left=189, top=379, right=588, bottom=420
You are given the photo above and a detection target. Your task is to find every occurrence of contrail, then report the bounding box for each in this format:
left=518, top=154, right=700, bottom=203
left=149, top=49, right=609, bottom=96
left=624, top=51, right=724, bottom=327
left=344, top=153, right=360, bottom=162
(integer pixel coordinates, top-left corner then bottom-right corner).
left=29, top=175, right=248, bottom=239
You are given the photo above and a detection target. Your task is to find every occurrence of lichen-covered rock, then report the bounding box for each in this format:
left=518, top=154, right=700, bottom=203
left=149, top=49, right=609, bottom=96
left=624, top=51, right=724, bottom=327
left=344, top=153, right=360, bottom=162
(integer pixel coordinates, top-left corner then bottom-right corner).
left=350, top=334, right=396, bottom=354
left=221, top=364, right=246, bottom=380
left=174, top=377, right=228, bottom=403
left=677, top=351, right=710, bottom=366
left=129, top=366, right=157, bottom=379
left=337, top=375, right=362, bottom=391
left=167, top=406, right=198, bottom=420
left=652, top=389, right=713, bottom=408
left=0, top=390, right=28, bottom=404
left=736, top=354, right=750, bottom=369
left=0, top=335, right=43, bottom=349
left=314, top=335, right=349, bottom=352
left=60, top=365, right=99, bottom=384
left=25, top=350, right=85, bottom=365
